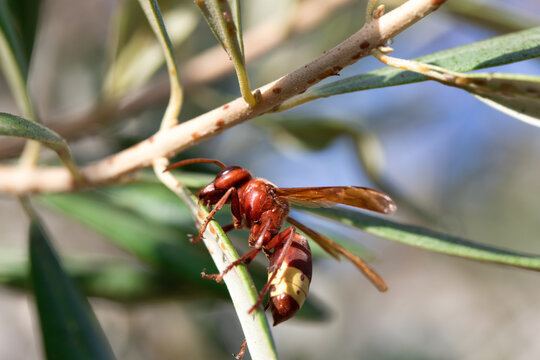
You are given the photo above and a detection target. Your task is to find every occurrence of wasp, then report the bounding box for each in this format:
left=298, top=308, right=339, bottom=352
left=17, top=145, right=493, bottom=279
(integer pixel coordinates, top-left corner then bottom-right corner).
left=165, top=158, right=396, bottom=325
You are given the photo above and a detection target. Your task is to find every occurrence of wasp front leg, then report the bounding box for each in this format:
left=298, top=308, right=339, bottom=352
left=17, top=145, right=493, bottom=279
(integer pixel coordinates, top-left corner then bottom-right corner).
left=201, top=219, right=272, bottom=283
left=196, top=184, right=243, bottom=242
left=198, top=187, right=236, bottom=239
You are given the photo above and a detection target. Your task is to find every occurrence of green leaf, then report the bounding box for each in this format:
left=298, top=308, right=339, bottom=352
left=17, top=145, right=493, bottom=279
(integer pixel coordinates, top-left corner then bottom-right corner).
left=137, top=0, right=184, bottom=129
left=100, top=182, right=196, bottom=227
left=0, top=112, right=81, bottom=178
left=268, top=117, right=358, bottom=151
left=28, top=218, right=115, bottom=360
left=0, top=0, right=41, bottom=80
left=0, top=112, right=65, bottom=150
left=468, top=73, right=540, bottom=126
left=280, top=27, right=540, bottom=110
left=266, top=117, right=387, bottom=183
left=195, top=0, right=243, bottom=57
left=195, top=0, right=255, bottom=105
left=368, top=50, right=540, bottom=125
left=0, top=246, right=328, bottom=321
left=0, top=0, right=41, bottom=118
left=444, top=0, right=540, bottom=33
left=308, top=207, right=540, bottom=271
left=104, top=0, right=197, bottom=98
left=0, top=251, right=204, bottom=302
left=5, top=0, right=41, bottom=65
left=40, top=192, right=227, bottom=295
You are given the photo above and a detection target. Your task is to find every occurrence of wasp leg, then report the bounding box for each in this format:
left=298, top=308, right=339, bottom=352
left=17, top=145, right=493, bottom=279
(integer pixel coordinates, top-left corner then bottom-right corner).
left=198, top=187, right=236, bottom=238
left=234, top=338, right=248, bottom=359
left=248, top=227, right=295, bottom=314
left=201, top=219, right=271, bottom=283
left=189, top=223, right=235, bottom=243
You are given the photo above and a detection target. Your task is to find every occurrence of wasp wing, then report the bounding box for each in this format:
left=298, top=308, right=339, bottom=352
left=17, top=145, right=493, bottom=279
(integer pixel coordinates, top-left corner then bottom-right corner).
left=277, top=186, right=396, bottom=214
left=287, top=216, right=387, bottom=292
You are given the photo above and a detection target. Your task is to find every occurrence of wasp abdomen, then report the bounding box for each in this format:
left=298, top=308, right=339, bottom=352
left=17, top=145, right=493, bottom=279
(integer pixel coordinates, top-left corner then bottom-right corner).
left=268, top=233, right=312, bottom=325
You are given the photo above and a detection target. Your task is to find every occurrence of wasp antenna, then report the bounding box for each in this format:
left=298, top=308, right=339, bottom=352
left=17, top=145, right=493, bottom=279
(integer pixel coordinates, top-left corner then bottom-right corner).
left=164, top=158, right=227, bottom=172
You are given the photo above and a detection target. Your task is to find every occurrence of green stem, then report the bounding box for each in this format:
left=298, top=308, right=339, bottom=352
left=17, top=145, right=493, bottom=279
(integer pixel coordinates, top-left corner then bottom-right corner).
left=137, top=0, right=183, bottom=129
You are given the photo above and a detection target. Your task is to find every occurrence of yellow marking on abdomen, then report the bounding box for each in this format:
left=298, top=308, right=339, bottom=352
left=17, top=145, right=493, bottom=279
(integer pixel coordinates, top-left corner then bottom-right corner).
left=269, top=263, right=310, bottom=306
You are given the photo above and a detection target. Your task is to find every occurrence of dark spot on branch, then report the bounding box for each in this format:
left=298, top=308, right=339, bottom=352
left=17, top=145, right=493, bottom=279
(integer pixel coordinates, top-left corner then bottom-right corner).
left=222, top=11, right=232, bottom=23
left=470, top=79, right=487, bottom=86
left=332, top=66, right=343, bottom=74
left=227, top=22, right=237, bottom=37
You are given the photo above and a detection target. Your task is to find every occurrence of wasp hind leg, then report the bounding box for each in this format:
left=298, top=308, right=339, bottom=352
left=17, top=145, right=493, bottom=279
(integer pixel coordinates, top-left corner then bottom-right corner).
left=234, top=339, right=248, bottom=359
left=248, top=226, right=296, bottom=314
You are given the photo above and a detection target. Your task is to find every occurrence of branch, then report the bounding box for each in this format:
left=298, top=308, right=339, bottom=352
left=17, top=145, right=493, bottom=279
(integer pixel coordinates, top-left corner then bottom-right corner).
left=0, top=0, right=355, bottom=158
left=0, top=0, right=446, bottom=194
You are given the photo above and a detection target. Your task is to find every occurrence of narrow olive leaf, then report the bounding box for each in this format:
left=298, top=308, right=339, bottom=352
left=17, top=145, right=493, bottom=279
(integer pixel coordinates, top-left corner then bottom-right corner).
left=0, top=252, right=210, bottom=302
left=195, top=0, right=256, bottom=106
left=104, top=1, right=197, bottom=98
left=195, top=0, right=243, bottom=57
left=154, top=161, right=277, bottom=360
left=308, top=207, right=540, bottom=271
left=0, top=112, right=82, bottom=180
left=184, top=193, right=278, bottom=360
left=26, top=213, right=115, bottom=359
left=469, top=73, right=540, bottom=127
left=4, top=0, right=42, bottom=66
left=0, top=246, right=328, bottom=321
left=279, top=26, right=540, bottom=110
left=40, top=192, right=228, bottom=297
left=138, top=0, right=183, bottom=130
left=0, top=0, right=41, bottom=81
left=444, top=0, right=540, bottom=33
left=267, top=117, right=387, bottom=184
left=267, top=117, right=358, bottom=151
left=228, top=0, right=243, bottom=56
left=0, top=0, right=41, bottom=118
left=100, top=183, right=196, bottom=227
left=0, top=112, right=64, bottom=148
left=134, top=170, right=215, bottom=189
left=371, top=50, right=540, bottom=126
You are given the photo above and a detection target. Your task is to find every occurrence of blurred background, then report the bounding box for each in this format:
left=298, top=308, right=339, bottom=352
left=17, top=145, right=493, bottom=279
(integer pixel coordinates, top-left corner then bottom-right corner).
left=1, top=0, right=540, bottom=359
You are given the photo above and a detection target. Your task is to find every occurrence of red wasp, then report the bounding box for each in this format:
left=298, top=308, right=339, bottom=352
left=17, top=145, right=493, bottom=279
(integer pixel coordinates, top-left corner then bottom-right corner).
left=165, top=158, right=396, bottom=325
